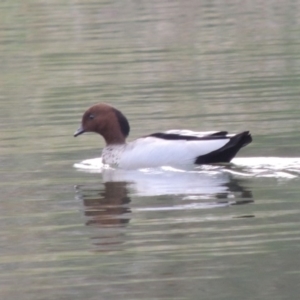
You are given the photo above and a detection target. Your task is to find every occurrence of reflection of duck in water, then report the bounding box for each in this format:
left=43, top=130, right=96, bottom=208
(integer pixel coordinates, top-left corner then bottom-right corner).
left=74, top=103, right=252, bottom=169
left=99, top=166, right=253, bottom=202
left=75, top=170, right=253, bottom=228
left=76, top=178, right=254, bottom=253
left=75, top=173, right=254, bottom=250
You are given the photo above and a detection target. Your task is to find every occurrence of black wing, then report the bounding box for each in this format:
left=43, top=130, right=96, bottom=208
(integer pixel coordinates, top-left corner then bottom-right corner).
left=147, top=130, right=229, bottom=141
left=195, top=131, right=252, bottom=164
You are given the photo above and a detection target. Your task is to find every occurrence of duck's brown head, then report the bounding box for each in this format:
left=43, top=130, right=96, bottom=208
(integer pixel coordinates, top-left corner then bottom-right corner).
left=74, top=103, right=130, bottom=145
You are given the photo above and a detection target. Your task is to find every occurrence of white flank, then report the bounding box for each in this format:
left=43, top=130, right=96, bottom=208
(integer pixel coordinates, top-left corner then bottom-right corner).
left=118, top=136, right=229, bottom=169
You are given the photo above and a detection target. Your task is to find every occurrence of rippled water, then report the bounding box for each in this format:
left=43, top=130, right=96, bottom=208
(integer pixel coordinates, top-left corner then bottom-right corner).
left=1, top=0, right=300, bottom=299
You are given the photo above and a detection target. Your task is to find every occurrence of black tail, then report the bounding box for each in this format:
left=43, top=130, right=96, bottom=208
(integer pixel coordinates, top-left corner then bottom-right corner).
left=195, top=131, right=252, bottom=164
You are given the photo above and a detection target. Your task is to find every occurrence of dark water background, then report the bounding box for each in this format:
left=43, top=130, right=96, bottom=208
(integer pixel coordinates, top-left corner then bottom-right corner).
left=1, top=1, right=300, bottom=299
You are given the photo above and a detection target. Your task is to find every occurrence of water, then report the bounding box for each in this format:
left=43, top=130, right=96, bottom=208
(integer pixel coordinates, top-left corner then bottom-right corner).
left=1, top=0, right=300, bottom=299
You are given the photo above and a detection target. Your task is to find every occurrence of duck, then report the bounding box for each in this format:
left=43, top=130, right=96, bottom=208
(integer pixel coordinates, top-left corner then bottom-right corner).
left=74, top=103, right=252, bottom=169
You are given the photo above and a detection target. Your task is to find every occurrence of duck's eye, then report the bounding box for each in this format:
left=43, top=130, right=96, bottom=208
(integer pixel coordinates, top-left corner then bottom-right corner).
left=88, top=114, right=94, bottom=120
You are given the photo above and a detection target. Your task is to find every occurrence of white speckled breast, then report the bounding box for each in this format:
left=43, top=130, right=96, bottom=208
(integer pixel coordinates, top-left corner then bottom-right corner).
left=102, top=145, right=125, bottom=167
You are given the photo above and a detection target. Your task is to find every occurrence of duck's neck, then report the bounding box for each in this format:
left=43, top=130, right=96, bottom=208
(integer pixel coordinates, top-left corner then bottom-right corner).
left=102, top=130, right=126, bottom=145
left=98, top=113, right=128, bottom=145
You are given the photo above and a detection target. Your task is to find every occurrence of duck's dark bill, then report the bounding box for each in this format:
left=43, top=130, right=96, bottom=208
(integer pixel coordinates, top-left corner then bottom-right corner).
left=74, top=127, right=85, bottom=137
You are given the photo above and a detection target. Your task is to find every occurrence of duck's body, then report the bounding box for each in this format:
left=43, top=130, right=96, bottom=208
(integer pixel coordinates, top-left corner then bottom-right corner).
left=74, top=103, right=252, bottom=169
